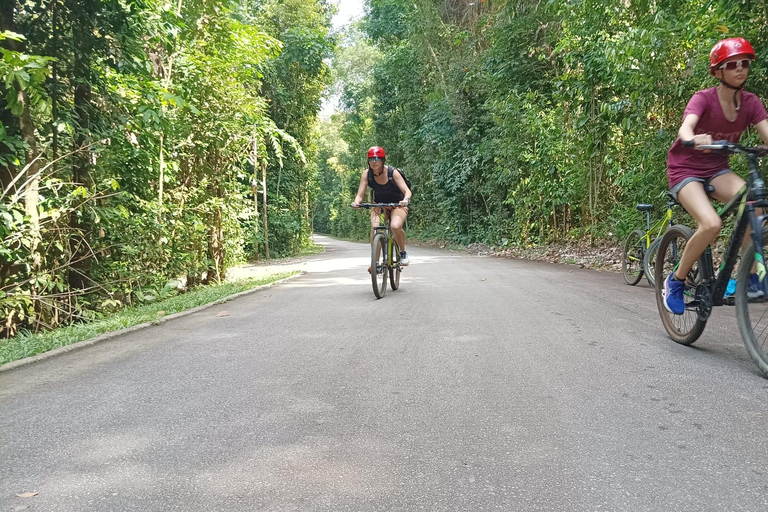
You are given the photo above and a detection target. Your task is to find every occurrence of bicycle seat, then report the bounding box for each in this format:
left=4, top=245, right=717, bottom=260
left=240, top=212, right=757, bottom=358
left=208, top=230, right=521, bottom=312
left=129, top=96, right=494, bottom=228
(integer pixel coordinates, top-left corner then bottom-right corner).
left=636, top=204, right=653, bottom=211
left=666, top=185, right=716, bottom=209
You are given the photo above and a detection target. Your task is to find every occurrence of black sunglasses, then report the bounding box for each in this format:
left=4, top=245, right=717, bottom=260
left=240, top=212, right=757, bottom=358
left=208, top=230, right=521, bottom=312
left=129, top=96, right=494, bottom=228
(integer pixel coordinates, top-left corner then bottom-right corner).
left=719, top=59, right=751, bottom=70
left=368, top=157, right=384, bottom=162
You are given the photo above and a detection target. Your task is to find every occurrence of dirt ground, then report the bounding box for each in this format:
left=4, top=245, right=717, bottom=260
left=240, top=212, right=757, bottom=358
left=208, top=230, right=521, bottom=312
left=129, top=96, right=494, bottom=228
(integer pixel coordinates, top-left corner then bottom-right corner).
left=468, top=240, right=624, bottom=273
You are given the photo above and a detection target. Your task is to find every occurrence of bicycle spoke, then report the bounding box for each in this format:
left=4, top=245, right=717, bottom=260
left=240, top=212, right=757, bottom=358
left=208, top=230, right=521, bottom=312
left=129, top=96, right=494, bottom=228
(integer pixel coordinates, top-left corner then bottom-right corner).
left=736, top=226, right=768, bottom=376
left=655, top=225, right=706, bottom=345
left=371, top=234, right=388, bottom=298
left=622, top=229, right=645, bottom=285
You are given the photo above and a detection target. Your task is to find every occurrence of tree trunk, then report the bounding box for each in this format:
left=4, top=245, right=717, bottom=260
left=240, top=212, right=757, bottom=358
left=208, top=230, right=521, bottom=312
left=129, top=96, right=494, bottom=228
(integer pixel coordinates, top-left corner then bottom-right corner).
left=249, top=137, right=261, bottom=260
left=50, top=0, right=59, bottom=173
left=261, top=159, right=269, bottom=259
left=210, top=187, right=225, bottom=284
left=0, top=0, right=19, bottom=193
left=18, top=88, right=41, bottom=245
left=157, top=0, right=183, bottom=219
left=2, top=3, right=41, bottom=258
left=69, top=3, right=96, bottom=289
left=158, top=131, right=165, bottom=218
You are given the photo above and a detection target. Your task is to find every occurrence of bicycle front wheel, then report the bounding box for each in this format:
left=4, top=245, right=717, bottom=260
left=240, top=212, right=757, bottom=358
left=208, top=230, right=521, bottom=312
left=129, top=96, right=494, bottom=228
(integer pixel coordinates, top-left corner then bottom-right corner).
left=371, top=233, right=388, bottom=299
left=654, top=225, right=706, bottom=345
left=643, top=237, right=662, bottom=288
left=389, top=240, right=401, bottom=291
left=622, top=229, right=645, bottom=285
left=735, top=226, right=768, bottom=377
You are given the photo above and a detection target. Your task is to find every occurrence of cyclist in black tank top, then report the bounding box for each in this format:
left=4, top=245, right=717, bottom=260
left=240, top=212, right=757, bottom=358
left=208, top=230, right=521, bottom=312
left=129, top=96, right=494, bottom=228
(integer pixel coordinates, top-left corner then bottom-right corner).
left=367, top=166, right=404, bottom=203
left=352, top=146, right=412, bottom=266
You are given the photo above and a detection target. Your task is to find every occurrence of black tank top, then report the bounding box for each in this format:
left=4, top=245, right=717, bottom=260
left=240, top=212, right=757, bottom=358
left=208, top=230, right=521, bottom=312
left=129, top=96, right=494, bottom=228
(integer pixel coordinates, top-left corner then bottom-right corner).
left=367, top=166, right=404, bottom=203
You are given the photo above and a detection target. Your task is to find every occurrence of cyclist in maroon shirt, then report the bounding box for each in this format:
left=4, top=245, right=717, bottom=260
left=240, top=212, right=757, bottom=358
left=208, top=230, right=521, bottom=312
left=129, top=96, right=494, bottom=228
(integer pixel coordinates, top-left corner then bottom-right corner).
left=664, top=38, right=768, bottom=314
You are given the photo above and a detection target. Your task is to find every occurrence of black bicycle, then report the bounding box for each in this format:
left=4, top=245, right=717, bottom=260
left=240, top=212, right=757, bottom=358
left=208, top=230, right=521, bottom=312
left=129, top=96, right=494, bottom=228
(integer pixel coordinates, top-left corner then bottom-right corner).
left=355, top=203, right=404, bottom=299
left=654, top=141, right=768, bottom=376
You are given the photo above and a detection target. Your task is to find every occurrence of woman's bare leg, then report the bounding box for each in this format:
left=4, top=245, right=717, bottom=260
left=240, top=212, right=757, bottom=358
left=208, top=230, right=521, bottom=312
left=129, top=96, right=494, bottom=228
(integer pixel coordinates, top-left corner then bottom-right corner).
left=675, top=182, right=722, bottom=280
left=390, top=208, right=408, bottom=251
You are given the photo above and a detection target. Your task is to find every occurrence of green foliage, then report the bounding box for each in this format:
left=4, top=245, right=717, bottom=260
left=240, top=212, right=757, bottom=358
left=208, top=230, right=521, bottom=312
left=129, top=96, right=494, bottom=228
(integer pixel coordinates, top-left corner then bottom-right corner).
left=0, top=271, right=298, bottom=366
left=1, top=0, right=332, bottom=338
left=315, top=0, right=768, bottom=250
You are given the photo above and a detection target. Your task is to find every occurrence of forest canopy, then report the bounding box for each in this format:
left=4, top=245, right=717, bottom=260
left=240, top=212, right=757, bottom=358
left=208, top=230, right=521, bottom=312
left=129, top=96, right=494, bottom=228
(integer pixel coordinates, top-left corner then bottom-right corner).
left=1, top=0, right=333, bottom=336
left=315, top=0, right=768, bottom=248
left=4, top=0, right=768, bottom=337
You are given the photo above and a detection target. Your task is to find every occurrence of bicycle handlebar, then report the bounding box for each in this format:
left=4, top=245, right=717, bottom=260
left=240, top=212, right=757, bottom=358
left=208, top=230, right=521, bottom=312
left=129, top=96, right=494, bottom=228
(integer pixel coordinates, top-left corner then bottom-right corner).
left=353, top=203, right=406, bottom=208
left=682, top=139, right=768, bottom=156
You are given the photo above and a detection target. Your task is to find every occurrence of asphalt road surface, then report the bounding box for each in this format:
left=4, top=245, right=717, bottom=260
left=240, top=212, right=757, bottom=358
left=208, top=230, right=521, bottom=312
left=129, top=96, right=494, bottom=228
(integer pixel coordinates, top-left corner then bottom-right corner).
left=2, top=235, right=768, bottom=511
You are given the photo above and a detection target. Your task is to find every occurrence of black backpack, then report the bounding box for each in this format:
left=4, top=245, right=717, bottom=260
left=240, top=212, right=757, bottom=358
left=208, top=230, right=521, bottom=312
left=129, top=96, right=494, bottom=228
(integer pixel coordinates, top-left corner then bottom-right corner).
left=386, top=165, right=412, bottom=192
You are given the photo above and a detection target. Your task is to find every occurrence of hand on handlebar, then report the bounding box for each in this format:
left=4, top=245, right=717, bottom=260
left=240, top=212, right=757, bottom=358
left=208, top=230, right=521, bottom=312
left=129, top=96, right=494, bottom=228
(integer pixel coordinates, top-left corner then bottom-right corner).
left=398, top=198, right=410, bottom=207
left=693, top=134, right=713, bottom=147
left=351, top=201, right=361, bottom=209
left=682, top=134, right=713, bottom=152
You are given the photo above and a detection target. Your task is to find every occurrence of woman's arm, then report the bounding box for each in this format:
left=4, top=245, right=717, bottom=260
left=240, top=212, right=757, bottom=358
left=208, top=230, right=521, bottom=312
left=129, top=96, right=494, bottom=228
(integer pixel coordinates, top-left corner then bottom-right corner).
left=392, top=170, right=411, bottom=206
left=753, top=119, right=768, bottom=145
left=678, top=113, right=712, bottom=146
left=352, top=170, right=369, bottom=206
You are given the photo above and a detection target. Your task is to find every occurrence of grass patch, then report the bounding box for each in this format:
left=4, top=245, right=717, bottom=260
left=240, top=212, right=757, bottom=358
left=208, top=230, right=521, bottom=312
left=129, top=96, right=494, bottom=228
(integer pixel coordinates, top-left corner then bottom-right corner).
left=0, top=271, right=298, bottom=367
left=296, top=243, right=326, bottom=256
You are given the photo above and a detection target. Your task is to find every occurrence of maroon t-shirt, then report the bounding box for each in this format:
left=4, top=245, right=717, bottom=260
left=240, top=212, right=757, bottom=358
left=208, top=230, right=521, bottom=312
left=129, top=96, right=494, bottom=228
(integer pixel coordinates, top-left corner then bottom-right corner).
left=667, top=87, right=768, bottom=187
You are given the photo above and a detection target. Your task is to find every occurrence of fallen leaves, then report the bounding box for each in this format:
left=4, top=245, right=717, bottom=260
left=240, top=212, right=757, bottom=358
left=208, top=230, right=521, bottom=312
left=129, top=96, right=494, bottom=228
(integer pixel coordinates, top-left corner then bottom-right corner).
left=16, top=492, right=38, bottom=498
left=492, top=240, right=624, bottom=272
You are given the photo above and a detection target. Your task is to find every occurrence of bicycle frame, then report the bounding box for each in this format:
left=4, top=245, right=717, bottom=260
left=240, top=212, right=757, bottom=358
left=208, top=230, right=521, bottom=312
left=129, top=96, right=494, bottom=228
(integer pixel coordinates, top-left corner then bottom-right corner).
left=370, top=207, right=401, bottom=269
left=622, top=201, right=675, bottom=287
left=373, top=214, right=396, bottom=268
left=686, top=150, right=768, bottom=317
left=356, top=202, right=404, bottom=298
left=642, top=203, right=674, bottom=248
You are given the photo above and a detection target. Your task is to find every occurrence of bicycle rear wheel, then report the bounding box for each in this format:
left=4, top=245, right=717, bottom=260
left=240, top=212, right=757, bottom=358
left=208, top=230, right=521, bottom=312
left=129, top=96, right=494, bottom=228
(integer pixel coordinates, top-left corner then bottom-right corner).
left=622, top=229, right=645, bottom=285
left=643, top=237, right=662, bottom=288
left=735, top=226, right=768, bottom=376
left=389, top=240, right=401, bottom=290
left=371, top=233, right=388, bottom=299
left=654, top=225, right=706, bottom=345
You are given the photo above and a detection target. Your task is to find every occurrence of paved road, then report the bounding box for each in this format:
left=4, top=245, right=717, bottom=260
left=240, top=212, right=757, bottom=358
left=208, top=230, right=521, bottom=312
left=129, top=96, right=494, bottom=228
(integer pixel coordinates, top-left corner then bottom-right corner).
left=2, top=235, right=767, bottom=511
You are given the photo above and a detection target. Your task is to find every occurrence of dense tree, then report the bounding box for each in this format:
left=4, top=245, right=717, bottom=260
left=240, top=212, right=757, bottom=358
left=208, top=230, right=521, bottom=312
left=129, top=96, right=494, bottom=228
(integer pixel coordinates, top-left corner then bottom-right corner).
left=316, top=0, right=768, bottom=248
left=1, top=0, right=332, bottom=337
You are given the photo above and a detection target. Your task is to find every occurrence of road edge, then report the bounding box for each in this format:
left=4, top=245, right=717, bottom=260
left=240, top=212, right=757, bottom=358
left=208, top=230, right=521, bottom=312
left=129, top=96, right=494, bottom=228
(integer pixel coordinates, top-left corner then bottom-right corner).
left=0, top=272, right=305, bottom=373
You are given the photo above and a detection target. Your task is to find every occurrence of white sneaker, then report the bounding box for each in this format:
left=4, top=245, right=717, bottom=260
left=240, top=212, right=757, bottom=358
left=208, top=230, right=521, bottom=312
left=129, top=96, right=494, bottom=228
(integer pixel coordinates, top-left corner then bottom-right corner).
left=400, top=251, right=409, bottom=266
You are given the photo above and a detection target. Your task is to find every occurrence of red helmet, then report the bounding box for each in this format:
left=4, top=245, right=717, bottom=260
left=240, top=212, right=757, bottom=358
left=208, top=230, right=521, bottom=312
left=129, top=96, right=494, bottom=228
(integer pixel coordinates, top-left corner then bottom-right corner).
left=710, top=37, right=756, bottom=75
left=367, top=146, right=386, bottom=159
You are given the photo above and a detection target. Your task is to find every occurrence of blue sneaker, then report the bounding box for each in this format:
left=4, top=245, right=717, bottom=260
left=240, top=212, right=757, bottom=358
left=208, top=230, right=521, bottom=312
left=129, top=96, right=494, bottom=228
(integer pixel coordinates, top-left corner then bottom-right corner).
left=663, top=273, right=686, bottom=315
left=724, top=278, right=737, bottom=298
left=748, top=273, right=765, bottom=300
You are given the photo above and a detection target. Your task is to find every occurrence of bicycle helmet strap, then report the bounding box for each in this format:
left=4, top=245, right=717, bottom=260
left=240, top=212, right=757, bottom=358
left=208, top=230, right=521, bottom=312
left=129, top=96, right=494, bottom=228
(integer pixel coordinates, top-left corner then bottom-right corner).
left=720, top=78, right=744, bottom=112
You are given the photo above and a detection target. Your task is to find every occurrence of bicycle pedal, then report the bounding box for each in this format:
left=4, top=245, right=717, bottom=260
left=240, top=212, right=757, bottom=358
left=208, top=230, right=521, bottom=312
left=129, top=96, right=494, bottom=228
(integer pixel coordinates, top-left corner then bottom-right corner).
left=723, top=296, right=735, bottom=306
